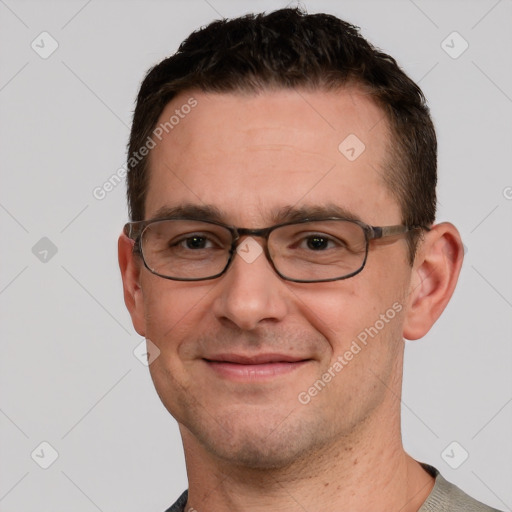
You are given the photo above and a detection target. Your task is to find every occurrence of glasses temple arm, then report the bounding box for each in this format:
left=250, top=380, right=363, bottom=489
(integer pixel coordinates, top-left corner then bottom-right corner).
left=371, top=225, right=429, bottom=239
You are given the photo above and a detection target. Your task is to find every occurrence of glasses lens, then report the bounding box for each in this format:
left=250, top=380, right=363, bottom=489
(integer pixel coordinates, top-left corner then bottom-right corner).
left=141, top=220, right=232, bottom=279
left=269, top=220, right=367, bottom=281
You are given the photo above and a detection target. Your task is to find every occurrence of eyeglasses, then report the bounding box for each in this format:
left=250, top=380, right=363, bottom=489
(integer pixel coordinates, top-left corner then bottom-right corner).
left=123, top=217, right=424, bottom=283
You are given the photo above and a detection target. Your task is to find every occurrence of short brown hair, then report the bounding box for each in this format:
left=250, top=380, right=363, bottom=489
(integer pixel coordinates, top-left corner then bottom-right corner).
left=127, top=8, right=436, bottom=259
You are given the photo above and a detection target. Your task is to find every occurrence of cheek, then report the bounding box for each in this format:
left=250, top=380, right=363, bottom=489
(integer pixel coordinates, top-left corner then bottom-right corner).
left=290, top=274, right=405, bottom=350
left=141, top=276, right=215, bottom=351
left=142, top=280, right=217, bottom=416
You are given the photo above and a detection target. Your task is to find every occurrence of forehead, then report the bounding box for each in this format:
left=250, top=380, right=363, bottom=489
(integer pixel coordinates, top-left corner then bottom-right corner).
left=145, top=87, right=399, bottom=225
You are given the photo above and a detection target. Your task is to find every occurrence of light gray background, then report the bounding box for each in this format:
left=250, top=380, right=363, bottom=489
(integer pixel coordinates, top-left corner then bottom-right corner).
left=1, top=0, right=511, bottom=511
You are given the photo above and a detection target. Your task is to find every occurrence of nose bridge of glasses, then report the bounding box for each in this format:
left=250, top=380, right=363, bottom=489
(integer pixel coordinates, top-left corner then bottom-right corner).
left=229, top=227, right=276, bottom=274
left=235, top=226, right=273, bottom=237
left=231, top=226, right=273, bottom=248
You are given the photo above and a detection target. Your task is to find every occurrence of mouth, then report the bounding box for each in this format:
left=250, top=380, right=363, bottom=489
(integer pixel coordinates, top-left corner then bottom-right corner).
left=202, top=353, right=312, bottom=381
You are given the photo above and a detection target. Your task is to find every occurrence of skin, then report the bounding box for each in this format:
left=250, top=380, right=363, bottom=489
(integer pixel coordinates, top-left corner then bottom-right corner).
left=119, top=87, right=464, bottom=512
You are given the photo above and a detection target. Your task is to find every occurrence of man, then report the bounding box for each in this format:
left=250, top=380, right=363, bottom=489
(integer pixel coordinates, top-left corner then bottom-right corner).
left=118, top=8, right=501, bottom=512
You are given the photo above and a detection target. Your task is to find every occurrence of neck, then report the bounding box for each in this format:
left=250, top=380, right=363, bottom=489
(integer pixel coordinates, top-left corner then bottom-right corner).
left=179, top=397, right=434, bottom=512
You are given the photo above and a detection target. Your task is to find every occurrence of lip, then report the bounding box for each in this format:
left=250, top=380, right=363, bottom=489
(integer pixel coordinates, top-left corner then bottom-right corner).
left=205, top=353, right=307, bottom=364
left=203, top=353, right=311, bottom=381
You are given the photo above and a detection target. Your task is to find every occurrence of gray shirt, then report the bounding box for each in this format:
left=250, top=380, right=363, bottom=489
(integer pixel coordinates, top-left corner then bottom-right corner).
left=164, top=466, right=503, bottom=512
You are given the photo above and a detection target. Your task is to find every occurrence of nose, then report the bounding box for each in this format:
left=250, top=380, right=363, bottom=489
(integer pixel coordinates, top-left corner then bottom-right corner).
left=211, top=237, right=289, bottom=331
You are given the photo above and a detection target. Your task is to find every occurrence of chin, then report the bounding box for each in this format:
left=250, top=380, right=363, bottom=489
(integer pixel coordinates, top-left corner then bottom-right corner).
left=183, top=404, right=337, bottom=471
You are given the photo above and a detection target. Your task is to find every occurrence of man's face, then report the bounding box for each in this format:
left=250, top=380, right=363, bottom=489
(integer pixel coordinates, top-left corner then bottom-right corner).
left=128, top=87, right=414, bottom=468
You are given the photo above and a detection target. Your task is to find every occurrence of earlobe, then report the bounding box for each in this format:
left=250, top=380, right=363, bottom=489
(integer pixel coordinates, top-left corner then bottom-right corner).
left=118, top=233, right=146, bottom=336
left=403, top=223, right=464, bottom=340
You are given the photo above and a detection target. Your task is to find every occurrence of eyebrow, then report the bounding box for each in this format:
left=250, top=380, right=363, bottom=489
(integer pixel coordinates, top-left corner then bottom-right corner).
left=148, top=203, right=363, bottom=225
left=272, top=204, right=362, bottom=224
left=151, top=204, right=225, bottom=222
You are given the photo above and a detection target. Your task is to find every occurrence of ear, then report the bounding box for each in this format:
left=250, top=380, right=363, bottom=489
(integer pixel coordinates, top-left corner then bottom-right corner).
left=118, top=233, right=146, bottom=336
left=403, top=222, right=464, bottom=340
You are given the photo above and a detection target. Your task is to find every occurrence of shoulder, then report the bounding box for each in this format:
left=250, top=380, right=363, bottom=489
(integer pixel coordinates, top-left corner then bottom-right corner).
left=420, top=465, right=504, bottom=512
left=164, top=470, right=505, bottom=512
left=163, top=490, right=188, bottom=512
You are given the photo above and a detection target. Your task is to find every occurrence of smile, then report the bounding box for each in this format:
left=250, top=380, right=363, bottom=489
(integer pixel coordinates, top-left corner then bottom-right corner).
left=203, top=354, right=311, bottom=381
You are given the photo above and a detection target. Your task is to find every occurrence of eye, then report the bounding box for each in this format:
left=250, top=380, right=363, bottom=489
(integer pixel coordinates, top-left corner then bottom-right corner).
left=178, top=235, right=214, bottom=250
left=304, top=235, right=334, bottom=250
left=171, top=233, right=224, bottom=251
left=298, top=234, right=344, bottom=251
